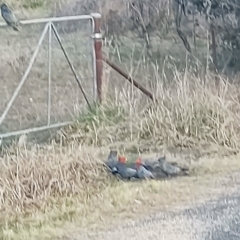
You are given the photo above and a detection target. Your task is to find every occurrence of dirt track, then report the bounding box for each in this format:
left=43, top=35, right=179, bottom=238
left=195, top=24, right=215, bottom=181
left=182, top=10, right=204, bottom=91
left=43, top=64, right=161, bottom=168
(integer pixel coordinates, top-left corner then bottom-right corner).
left=61, top=171, right=240, bottom=240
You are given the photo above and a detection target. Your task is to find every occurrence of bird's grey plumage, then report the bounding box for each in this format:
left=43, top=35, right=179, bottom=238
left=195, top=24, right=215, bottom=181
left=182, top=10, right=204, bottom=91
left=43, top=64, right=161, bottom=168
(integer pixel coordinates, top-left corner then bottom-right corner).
left=150, top=166, right=168, bottom=179
left=141, top=158, right=160, bottom=170
left=115, top=162, right=138, bottom=179
left=106, top=150, right=118, bottom=171
left=127, top=161, right=153, bottom=172
left=1, top=3, right=19, bottom=31
left=139, top=157, right=168, bottom=179
left=158, top=157, right=189, bottom=176
left=136, top=165, right=155, bottom=179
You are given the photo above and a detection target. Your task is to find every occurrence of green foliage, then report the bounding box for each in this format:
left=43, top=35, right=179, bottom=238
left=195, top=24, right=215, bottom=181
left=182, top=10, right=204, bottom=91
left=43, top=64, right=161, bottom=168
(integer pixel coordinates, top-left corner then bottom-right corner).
left=78, top=103, right=126, bottom=126
left=22, top=0, right=47, bottom=9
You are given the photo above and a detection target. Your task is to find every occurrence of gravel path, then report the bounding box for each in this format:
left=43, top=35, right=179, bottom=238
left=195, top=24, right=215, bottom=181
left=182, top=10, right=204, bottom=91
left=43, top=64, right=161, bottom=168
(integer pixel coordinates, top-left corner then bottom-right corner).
left=64, top=174, right=240, bottom=240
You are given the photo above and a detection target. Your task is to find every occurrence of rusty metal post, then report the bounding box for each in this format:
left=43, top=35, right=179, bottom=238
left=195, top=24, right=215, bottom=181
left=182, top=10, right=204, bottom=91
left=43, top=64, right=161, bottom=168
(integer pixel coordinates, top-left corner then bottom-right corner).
left=91, top=13, right=103, bottom=103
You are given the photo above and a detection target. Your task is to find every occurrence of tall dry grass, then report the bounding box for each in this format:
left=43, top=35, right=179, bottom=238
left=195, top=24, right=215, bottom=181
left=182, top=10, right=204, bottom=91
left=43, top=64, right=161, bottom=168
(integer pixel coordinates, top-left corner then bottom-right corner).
left=2, top=70, right=239, bottom=203
left=1, top=70, right=240, bottom=239
left=0, top=144, right=109, bottom=217
left=60, top=71, right=240, bottom=155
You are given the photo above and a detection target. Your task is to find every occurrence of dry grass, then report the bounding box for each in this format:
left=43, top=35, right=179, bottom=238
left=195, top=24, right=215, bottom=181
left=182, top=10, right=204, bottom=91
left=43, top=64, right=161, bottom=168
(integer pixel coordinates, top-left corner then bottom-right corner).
left=2, top=73, right=240, bottom=239
left=59, top=74, right=240, bottom=155
left=0, top=145, right=107, bottom=215
left=1, top=1, right=240, bottom=239
left=1, top=143, right=240, bottom=240
left=0, top=144, right=109, bottom=239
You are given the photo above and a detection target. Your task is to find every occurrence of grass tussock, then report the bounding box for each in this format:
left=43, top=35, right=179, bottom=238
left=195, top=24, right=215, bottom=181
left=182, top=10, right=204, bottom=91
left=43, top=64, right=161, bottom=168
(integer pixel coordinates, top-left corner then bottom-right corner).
left=0, top=144, right=108, bottom=219
left=1, top=146, right=240, bottom=240
left=59, top=74, right=240, bottom=155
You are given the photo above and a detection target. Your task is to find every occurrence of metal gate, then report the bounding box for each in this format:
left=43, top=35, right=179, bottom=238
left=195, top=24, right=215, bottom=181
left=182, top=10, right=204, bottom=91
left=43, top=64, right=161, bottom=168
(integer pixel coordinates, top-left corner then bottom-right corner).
left=0, top=13, right=102, bottom=141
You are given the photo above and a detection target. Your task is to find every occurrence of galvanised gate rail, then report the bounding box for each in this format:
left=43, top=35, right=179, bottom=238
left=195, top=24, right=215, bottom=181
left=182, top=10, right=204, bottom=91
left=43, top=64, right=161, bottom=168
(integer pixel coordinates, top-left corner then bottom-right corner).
left=0, top=13, right=103, bottom=140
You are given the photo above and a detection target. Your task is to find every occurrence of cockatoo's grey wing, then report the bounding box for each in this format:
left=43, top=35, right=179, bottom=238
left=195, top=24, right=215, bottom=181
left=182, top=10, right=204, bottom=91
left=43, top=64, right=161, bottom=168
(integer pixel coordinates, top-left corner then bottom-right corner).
left=175, top=165, right=181, bottom=173
left=2, top=12, right=18, bottom=27
left=137, top=166, right=154, bottom=179
left=157, top=159, right=168, bottom=174
left=2, top=10, right=17, bottom=24
left=143, top=164, right=154, bottom=171
left=106, top=151, right=118, bottom=170
left=168, top=164, right=181, bottom=174
left=1, top=4, right=18, bottom=31
left=126, top=168, right=137, bottom=178
left=111, top=167, right=118, bottom=174
left=145, top=168, right=154, bottom=179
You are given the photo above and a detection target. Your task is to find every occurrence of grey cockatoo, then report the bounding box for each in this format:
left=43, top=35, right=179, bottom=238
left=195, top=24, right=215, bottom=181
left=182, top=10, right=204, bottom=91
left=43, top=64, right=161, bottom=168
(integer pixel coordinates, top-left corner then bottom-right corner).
left=135, top=158, right=155, bottom=179
left=106, top=150, right=118, bottom=171
left=139, top=158, right=159, bottom=172
left=134, top=156, right=168, bottom=179
left=114, top=156, right=138, bottom=180
left=1, top=3, right=19, bottom=31
left=158, top=157, right=189, bottom=177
